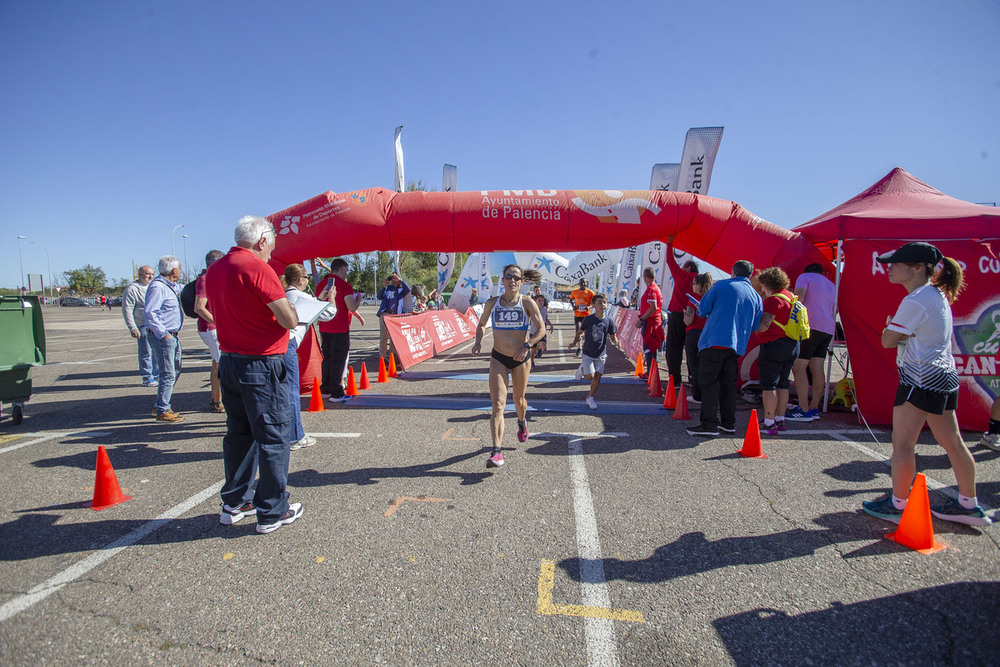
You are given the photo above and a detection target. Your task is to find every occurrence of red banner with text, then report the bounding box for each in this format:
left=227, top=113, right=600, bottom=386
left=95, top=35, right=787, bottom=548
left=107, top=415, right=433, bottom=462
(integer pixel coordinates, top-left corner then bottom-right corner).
left=383, top=308, right=481, bottom=370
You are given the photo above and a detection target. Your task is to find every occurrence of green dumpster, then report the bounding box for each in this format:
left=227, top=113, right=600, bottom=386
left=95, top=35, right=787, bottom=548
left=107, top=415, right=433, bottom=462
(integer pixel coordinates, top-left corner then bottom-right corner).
left=0, top=295, right=46, bottom=425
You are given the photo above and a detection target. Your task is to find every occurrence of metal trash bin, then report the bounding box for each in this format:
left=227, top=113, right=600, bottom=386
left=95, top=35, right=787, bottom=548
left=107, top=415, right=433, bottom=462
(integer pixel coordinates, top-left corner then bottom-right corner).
left=0, top=295, right=46, bottom=425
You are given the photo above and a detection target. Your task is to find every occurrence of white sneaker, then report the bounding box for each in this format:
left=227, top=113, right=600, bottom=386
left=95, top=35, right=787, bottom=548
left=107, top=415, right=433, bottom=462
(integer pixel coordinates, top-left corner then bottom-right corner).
left=575, top=365, right=585, bottom=382
left=585, top=396, right=597, bottom=410
left=290, top=435, right=317, bottom=451
left=980, top=432, right=1000, bottom=452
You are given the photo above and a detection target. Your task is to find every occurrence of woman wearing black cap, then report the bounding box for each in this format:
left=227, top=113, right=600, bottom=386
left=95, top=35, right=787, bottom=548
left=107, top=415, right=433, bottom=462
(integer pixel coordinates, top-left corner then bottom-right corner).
left=862, top=242, right=991, bottom=526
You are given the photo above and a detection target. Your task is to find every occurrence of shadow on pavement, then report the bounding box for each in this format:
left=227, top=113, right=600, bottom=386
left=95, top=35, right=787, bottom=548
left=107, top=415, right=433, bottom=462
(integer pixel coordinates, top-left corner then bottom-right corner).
left=713, top=582, right=1000, bottom=666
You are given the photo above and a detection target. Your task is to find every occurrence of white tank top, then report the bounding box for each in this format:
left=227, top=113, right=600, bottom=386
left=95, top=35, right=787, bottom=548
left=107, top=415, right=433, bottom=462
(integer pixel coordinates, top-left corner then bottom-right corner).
left=491, top=295, right=529, bottom=331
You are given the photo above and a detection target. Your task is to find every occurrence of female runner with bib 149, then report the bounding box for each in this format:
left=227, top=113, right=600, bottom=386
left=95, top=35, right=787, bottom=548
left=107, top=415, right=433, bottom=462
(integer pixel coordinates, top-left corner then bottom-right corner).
left=471, top=265, right=546, bottom=469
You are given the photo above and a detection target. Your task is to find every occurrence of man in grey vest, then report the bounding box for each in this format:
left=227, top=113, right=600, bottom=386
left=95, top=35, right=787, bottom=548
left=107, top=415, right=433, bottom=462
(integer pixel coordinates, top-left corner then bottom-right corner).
left=121, top=265, right=159, bottom=386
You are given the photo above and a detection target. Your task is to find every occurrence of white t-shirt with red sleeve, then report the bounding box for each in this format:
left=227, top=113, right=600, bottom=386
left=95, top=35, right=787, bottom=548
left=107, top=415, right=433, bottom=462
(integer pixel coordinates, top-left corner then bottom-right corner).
left=886, top=283, right=959, bottom=393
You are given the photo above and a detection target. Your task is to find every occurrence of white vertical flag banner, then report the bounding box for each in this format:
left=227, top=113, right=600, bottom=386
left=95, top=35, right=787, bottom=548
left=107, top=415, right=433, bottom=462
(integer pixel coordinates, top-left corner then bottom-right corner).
left=678, top=126, right=724, bottom=194
left=436, top=252, right=455, bottom=297
left=437, top=163, right=458, bottom=297
left=479, top=252, right=496, bottom=298
left=614, top=246, right=640, bottom=305
left=442, top=164, right=457, bottom=192
left=393, top=125, right=405, bottom=193
left=649, top=163, right=680, bottom=191
left=392, top=250, right=401, bottom=275
left=639, top=240, right=666, bottom=287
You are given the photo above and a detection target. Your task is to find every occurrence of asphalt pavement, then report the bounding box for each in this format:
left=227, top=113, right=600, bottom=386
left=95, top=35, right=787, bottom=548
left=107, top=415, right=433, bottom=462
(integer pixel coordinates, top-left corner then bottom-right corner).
left=0, top=305, right=998, bottom=666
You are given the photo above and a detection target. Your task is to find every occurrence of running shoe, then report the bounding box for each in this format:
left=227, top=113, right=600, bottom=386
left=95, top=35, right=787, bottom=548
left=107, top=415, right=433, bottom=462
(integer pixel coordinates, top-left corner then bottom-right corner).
left=327, top=395, right=350, bottom=403
left=776, top=420, right=788, bottom=432
left=807, top=409, right=821, bottom=421
left=585, top=396, right=598, bottom=410
left=575, top=365, right=585, bottom=382
left=290, top=435, right=317, bottom=451
left=979, top=432, right=1000, bottom=452
left=862, top=494, right=904, bottom=524
left=486, top=449, right=505, bottom=468
left=686, top=424, right=719, bottom=437
left=718, top=425, right=736, bottom=434
left=687, top=395, right=701, bottom=405
left=784, top=406, right=812, bottom=422
left=219, top=501, right=255, bottom=525
left=517, top=419, right=529, bottom=442
left=930, top=497, right=992, bottom=527
left=256, top=502, right=304, bottom=534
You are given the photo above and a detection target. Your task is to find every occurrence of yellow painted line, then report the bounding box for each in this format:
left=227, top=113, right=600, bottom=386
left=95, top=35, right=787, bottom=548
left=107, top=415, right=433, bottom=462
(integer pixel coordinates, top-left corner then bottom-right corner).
left=383, top=495, right=452, bottom=518
left=536, top=559, right=644, bottom=623
left=0, top=435, right=22, bottom=445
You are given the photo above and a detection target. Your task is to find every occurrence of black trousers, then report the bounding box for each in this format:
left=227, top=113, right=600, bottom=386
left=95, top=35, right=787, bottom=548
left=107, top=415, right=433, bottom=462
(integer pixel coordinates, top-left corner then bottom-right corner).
left=320, top=332, right=351, bottom=398
left=698, top=347, right=738, bottom=430
left=665, top=311, right=687, bottom=386
left=684, top=329, right=703, bottom=401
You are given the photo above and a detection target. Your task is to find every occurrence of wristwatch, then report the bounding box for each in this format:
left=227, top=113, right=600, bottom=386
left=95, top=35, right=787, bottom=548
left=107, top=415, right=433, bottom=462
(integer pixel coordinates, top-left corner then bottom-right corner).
left=524, top=342, right=531, bottom=349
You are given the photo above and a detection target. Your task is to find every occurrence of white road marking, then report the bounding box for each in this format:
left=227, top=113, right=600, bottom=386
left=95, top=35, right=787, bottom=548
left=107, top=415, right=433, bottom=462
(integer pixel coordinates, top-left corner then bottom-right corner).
left=0, top=480, right=223, bottom=623
left=539, top=431, right=628, bottom=667
left=822, top=429, right=995, bottom=511
left=0, top=431, right=112, bottom=456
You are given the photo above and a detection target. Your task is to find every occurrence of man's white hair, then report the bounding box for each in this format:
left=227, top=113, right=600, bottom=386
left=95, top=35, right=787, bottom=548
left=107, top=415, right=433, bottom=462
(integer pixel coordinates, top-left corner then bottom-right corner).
left=158, top=255, right=181, bottom=275
left=235, top=215, right=275, bottom=246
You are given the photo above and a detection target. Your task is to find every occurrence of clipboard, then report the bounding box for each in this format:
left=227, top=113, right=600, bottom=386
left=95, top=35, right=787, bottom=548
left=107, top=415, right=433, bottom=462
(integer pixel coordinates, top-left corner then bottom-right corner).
left=294, top=297, right=332, bottom=328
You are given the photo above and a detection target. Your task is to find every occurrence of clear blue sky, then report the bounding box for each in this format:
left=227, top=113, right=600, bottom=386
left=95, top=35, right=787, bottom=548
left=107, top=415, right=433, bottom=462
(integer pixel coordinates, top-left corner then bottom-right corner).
left=2, top=0, right=997, bottom=290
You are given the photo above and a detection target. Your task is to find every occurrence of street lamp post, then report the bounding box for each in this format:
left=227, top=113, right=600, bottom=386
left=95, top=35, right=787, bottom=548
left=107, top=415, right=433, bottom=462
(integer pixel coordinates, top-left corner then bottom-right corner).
left=29, top=241, right=52, bottom=304
left=171, top=224, right=186, bottom=257
left=182, top=234, right=190, bottom=282
left=17, top=235, right=26, bottom=294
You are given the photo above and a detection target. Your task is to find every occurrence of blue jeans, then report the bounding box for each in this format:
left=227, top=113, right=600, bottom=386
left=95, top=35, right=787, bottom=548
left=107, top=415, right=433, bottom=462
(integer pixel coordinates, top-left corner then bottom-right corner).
left=218, top=353, right=292, bottom=523
left=148, top=332, right=181, bottom=414
left=136, top=329, right=160, bottom=384
left=284, top=336, right=305, bottom=443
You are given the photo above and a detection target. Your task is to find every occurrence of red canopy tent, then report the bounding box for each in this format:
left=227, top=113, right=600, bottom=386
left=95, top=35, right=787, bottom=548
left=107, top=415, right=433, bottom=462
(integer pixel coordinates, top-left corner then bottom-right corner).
left=794, top=168, right=1000, bottom=430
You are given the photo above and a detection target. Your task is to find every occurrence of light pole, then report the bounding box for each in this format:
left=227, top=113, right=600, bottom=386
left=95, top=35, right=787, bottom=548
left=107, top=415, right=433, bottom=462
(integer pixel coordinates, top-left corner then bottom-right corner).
left=171, top=224, right=186, bottom=257
left=30, top=241, right=52, bottom=303
left=182, top=234, right=190, bottom=281
left=17, top=235, right=26, bottom=294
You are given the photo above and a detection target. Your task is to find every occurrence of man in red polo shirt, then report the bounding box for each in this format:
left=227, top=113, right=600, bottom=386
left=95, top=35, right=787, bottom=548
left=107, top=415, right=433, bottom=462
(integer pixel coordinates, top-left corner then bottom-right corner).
left=206, top=215, right=302, bottom=534
left=315, top=257, right=363, bottom=402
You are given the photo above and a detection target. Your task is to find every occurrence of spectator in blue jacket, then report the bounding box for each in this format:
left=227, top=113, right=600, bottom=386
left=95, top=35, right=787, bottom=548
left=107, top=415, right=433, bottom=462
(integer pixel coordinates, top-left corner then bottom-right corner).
left=377, top=272, right=410, bottom=359
left=687, top=260, right=763, bottom=437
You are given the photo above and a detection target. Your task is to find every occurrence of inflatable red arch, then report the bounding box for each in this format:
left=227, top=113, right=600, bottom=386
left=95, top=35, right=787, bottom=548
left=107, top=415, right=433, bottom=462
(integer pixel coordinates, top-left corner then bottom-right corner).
left=267, top=188, right=831, bottom=277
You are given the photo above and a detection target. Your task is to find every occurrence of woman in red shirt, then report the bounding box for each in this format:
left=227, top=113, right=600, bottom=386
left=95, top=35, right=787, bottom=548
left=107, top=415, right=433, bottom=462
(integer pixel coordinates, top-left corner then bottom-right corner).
left=756, top=267, right=799, bottom=435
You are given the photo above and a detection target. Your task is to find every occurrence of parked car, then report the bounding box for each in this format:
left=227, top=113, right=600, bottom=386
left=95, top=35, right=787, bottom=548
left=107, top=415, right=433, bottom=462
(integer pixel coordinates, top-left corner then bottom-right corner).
left=59, top=297, right=90, bottom=307
left=108, top=297, right=122, bottom=307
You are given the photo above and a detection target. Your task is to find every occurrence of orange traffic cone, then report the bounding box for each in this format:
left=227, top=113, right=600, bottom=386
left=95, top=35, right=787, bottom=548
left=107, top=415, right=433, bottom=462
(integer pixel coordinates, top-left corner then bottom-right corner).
left=673, top=384, right=691, bottom=420
left=649, top=366, right=663, bottom=398
left=662, top=374, right=677, bottom=409
left=740, top=409, right=767, bottom=458
left=634, top=353, right=645, bottom=378
left=359, top=362, right=371, bottom=390
left=89, top=446, right=132, bottom=511
left=886, top=474, right=946, bottom=554
left=308, top=377, right=326, bottom=412
left=345, top=367, right=359, bottom=396
left=377, top=357, right=389, bottom=383
left=388, top=355, right=399, bottom=378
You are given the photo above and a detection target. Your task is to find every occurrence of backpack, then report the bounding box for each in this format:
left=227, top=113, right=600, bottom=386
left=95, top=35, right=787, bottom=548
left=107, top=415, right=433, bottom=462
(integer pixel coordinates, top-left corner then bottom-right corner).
left=773, top=292, right=811, bottom=341
left=180, top=275, right=200, bottom=319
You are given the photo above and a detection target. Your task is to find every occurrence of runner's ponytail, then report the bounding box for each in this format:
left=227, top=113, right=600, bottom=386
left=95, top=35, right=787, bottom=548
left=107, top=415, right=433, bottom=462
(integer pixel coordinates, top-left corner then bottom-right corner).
left=931, top=257, right=964, bottom=304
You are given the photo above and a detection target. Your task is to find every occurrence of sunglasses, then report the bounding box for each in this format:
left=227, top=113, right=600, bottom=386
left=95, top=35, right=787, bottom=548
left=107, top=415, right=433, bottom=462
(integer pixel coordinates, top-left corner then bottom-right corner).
left=503, top=274, right=523, bottom=281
